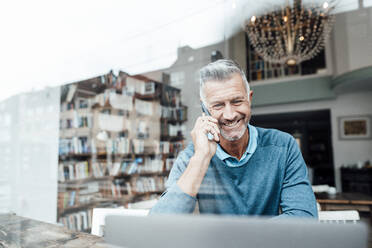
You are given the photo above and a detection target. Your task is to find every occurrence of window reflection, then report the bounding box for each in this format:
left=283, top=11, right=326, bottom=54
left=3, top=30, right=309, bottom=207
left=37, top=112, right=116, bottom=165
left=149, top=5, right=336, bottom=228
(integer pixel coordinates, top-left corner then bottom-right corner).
left=0, top=89, right=60, bottom=222
left=57, top=72, right=187, bottom=232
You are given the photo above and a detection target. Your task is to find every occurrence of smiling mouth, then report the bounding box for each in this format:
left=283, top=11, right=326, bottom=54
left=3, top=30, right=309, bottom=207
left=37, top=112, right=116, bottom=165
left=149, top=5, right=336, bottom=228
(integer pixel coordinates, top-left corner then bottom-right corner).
left=221, top=118, right=242, bottom=129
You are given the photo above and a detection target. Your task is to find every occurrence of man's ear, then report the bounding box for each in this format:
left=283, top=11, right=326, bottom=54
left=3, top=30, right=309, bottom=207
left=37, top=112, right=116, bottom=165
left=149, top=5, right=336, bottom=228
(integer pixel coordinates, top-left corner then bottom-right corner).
left=249, top=90, right=253, bottom=102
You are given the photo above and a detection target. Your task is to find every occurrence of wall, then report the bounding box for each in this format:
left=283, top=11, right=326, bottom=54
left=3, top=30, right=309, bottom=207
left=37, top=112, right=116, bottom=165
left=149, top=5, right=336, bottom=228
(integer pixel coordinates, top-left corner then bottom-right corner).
left=142, top=34, right=247, bottom=143
left=253, top=90, right=372, bottom=191
left=332, top=6, right=372, bottom=75
left=251, top=76, right=335, bottom=107
left=228, top=31, right=247, bottom=74
left=141, top=7, right=372, bottom=192
left=143, top=42, right=228, bottom=143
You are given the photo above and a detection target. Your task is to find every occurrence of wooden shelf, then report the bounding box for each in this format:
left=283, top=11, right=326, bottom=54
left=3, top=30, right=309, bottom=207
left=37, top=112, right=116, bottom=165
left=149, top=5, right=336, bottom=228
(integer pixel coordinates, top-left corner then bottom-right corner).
left=112, top=152, right=156, bottom=157
left=115, top=171, right=170, bottom=178
left=58, top=71, right=186, bottom=233
left=161, top=118, right=187, bottom=124
left=59, top=153, right=92, bottom=157
left=131, top=191, right=164, bottom=196
left=134, top=92, right=160, bottom=100
left=93, top=153, right=132, bottom=158
left=58, top=176, right=114, bottom=185
left=160, top=135, right=185, bottom=142
left=59, top=152, right=110, bottom=160
left=58, top=199, right=120, bottom=216
left=59, top=152, right=178, bottom=162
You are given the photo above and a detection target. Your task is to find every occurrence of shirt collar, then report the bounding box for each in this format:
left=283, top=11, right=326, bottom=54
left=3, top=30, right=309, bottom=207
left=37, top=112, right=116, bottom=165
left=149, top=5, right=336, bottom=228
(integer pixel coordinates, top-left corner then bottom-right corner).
left=216, top=124, right=257, bottom=162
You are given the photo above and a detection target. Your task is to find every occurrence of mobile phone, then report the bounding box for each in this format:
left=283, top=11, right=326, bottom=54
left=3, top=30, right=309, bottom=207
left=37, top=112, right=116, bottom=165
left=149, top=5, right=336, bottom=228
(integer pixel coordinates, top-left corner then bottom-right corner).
left=201, top=102, right=215, bottom=141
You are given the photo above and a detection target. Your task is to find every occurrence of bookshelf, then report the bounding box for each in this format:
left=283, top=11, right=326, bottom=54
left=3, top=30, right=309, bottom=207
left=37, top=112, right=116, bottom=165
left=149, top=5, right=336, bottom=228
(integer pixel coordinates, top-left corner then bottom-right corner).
left=57, top=71, right=187, bottom=232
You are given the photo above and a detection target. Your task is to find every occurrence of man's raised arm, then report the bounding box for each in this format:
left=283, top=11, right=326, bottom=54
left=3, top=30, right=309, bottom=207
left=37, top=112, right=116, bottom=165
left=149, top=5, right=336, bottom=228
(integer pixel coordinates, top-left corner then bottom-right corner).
left=150, top=115, right=220, bottom=214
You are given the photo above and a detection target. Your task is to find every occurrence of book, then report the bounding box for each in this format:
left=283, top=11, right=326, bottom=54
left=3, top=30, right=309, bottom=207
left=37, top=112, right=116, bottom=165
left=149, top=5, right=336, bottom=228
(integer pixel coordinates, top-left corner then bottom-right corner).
left=58, top=71, right=187, bottom=233
left=68, top=191, right=76, bottom=206
left=68, top=164, right=75, bottom=180
left=58, top=164, right=65, bottom=182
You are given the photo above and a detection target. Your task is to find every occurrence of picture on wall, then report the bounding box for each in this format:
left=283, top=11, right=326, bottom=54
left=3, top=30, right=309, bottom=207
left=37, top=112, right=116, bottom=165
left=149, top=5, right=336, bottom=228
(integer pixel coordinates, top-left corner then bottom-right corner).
left=338, top=115, right=372, bottom=140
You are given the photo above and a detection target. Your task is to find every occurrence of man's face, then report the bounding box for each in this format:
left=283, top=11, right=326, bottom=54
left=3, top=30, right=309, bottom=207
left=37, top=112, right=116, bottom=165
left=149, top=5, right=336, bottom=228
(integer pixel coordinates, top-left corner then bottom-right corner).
left=203, top=73, right=252, bottom=141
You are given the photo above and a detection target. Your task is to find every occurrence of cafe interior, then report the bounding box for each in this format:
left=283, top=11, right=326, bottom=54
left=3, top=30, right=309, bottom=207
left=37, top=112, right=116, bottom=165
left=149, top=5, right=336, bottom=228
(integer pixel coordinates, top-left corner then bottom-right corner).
left=0, top=0, right=371, bottom=247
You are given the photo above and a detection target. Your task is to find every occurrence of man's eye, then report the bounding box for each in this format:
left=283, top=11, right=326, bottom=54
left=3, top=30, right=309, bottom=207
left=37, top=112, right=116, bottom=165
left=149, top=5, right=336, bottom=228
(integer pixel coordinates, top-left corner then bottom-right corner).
left=232, top=100, right=243, bottom=104
left=212, top=104, right=223, bottom=109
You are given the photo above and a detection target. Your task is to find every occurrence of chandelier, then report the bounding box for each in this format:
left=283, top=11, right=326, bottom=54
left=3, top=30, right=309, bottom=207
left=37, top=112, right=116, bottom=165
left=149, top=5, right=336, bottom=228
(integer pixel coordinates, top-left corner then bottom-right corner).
left=244, top=0, right=335, bottom=65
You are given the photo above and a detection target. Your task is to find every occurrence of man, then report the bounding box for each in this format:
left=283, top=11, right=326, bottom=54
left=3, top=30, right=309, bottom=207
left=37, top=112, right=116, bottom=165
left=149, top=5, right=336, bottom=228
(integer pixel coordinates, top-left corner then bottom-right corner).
left=150, top=59, right=317, bottom=218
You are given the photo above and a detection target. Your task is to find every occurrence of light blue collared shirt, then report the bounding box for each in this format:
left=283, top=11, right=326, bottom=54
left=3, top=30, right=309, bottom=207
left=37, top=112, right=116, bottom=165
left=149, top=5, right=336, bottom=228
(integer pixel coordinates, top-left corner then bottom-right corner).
left=150, top=126, right=318, bottom=218
left=215, top=124, right=258, bottom=167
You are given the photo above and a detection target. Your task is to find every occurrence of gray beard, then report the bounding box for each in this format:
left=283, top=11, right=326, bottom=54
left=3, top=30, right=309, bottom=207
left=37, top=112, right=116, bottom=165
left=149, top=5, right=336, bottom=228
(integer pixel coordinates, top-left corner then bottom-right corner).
left=220, top=124, right=248, bottom=141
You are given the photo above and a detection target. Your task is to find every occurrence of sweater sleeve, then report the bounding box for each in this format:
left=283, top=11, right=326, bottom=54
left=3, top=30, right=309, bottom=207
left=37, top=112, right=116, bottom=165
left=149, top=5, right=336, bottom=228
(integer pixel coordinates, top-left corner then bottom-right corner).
left=275, top=136, right=318, bottom=219
left=149, top=145, right=197, bottom=214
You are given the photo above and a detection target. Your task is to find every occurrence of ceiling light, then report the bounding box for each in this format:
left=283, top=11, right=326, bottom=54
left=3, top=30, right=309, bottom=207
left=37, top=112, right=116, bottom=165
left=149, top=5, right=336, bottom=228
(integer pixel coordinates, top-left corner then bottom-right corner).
left=244, top=0, right=335, bottom=65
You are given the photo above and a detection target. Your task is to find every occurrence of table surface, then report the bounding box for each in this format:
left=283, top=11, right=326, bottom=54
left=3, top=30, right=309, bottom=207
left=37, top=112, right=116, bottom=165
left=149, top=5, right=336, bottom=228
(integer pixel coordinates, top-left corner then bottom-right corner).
left=0, top=214, right=113, bottom=248
left=0, top=211, right=370, bottom=248
left=316, top=192, right=372, bottom=205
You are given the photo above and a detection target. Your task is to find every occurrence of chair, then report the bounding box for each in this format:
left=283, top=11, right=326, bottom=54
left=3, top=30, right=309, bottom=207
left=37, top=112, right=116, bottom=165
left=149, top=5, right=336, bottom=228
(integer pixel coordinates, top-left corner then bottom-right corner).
left=318, top=210, right=360, bottom=224
left=127, top=198, right=158, bottom=209
left=91, top=208, right=149, bottom=236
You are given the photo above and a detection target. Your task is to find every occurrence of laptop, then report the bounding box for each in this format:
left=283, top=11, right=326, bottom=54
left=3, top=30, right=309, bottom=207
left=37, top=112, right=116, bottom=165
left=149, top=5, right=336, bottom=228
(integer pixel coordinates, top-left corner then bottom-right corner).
left=104, top=214, right=368, bottom=248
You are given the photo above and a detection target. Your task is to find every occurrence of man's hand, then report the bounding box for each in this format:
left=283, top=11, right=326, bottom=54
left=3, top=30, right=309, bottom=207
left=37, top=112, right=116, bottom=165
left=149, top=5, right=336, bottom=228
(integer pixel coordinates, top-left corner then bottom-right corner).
left=177, top=114, right=220, bottom=197
left=191, top=113, right=220, bottom=159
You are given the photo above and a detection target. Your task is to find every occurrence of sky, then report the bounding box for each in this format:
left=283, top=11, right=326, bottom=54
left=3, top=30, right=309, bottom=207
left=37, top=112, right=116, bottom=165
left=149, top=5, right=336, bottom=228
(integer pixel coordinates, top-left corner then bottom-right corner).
left=0, top=0, right=367, bottom=101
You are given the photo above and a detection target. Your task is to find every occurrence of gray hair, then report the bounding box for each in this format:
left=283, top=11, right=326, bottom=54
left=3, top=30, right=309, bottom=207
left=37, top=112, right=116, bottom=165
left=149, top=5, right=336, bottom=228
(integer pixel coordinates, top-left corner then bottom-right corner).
left=199, top=59, right=250, bottom=106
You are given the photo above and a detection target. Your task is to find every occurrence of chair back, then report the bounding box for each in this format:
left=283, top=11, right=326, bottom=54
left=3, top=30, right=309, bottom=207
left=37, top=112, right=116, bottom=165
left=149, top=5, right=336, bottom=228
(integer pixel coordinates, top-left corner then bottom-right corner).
left=318, top=210, right=360, bottom=224
left=127, top=199, right=158, bottom=209
left=91, top=208, right=149, bottom=236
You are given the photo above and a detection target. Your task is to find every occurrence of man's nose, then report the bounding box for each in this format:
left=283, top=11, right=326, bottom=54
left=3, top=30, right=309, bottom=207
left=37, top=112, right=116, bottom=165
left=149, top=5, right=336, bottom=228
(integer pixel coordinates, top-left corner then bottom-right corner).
left=222, top=104, right=236, bottom=120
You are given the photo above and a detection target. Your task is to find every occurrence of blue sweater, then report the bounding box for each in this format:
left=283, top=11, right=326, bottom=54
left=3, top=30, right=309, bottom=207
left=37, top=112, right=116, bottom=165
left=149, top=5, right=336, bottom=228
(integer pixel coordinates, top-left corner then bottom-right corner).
left=150, top=127, right=318, bottom=218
